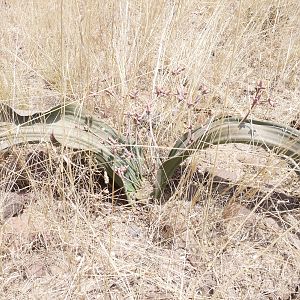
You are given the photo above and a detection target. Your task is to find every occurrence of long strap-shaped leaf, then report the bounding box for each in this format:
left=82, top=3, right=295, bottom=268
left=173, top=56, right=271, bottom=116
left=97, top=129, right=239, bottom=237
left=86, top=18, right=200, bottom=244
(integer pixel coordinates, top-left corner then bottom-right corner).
left=0, top=103, right=144, bottom=201
left=153, top=116, right=300, bottom=199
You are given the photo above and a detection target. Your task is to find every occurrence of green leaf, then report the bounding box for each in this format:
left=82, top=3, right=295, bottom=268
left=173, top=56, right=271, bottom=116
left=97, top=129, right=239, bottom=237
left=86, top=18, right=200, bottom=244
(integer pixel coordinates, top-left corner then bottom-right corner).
left=0, top=103, right=144, bottom=201
left=153, top=116, right=300, bottom=199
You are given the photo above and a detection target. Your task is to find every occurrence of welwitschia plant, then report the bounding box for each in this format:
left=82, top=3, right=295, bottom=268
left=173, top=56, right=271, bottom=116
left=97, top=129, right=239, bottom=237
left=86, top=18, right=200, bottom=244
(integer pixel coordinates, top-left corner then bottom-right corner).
left=0, top=104, right=299, bottom=202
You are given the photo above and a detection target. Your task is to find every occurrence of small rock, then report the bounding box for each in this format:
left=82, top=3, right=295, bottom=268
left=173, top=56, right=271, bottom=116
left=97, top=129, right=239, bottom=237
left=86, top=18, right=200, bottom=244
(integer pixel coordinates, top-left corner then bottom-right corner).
left=1, top=193, right=26, bottom=220
left=222, top=202, right=253, bottom=222
left=127, top=224, right=142, bottom=238
left=25, top=260, right=48, bottom=278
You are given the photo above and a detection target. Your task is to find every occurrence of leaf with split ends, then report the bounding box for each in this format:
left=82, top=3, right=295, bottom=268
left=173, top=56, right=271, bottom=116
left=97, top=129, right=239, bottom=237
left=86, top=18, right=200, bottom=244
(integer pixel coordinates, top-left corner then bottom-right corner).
left=0, top=103, right=144, bottom=201
left=153, top=116, right=300, bottom=199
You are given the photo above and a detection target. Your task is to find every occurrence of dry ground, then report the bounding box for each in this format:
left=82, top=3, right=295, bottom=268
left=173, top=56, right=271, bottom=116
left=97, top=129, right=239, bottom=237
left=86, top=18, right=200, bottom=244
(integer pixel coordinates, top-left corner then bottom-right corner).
left=0, top=1, right=300, bottom=299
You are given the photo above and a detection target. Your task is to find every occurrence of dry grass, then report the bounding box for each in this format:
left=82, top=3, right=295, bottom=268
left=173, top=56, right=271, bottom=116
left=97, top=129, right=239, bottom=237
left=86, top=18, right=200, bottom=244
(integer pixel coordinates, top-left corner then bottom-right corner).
left=0, top=0, right=300, bottom=299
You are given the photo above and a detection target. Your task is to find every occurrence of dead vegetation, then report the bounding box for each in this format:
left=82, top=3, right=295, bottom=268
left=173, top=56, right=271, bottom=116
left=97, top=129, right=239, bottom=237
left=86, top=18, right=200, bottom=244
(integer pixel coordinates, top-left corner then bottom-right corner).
left=0, top=0, right=300, bottom=299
